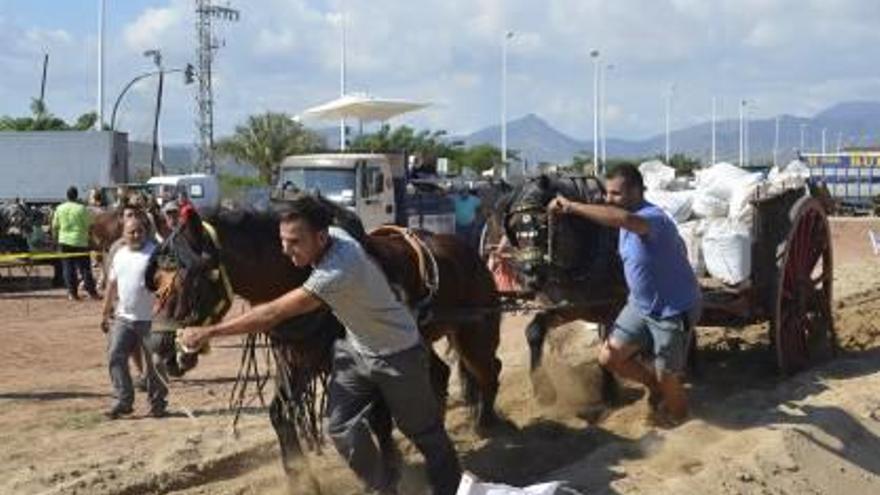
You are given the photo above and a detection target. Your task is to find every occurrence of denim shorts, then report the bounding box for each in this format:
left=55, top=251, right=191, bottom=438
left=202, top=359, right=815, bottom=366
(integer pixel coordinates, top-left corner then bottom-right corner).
left=609, top=301, right=700, bottom=375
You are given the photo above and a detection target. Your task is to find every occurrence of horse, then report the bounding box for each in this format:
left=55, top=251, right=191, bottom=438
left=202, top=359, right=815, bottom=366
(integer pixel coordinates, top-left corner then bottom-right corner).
left=489, top=173, right=628, bottom=403
left=148, top=197, right=503, bottom=475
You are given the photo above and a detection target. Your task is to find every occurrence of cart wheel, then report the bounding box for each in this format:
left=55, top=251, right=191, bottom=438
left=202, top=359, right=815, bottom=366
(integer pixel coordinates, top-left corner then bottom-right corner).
left=774, top=196, right=836, bottom=374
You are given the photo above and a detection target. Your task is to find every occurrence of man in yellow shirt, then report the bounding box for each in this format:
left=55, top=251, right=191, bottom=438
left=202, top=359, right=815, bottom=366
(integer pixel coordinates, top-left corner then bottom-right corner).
left=52, top=186, right=99, bottom=300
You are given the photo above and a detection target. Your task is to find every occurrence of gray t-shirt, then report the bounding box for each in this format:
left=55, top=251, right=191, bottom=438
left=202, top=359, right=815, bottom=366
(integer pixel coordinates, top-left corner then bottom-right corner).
left=302, top=227, right=421, bottom=356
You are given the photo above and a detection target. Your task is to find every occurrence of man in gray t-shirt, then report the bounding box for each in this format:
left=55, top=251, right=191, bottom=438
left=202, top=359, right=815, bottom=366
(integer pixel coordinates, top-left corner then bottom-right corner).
left=179, top=195, right=461, bottom=495
left=303, top=226, right=420, bottom=356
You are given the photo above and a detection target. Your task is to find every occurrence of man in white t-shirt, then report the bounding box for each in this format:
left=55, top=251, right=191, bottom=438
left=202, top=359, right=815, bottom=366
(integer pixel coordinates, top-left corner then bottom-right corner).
left=101, top=216, right=167, bottom=419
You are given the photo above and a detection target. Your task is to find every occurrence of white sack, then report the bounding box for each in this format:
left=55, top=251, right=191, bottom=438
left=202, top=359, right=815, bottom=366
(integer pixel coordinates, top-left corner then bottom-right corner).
left=639, top=160, right=676, bottom=191
left=728, top=176, right=770, bottom=226
left=694, top=162, right=757, bottom=200
left=702, top=219, right=752, bottom=285
left=456, top=473, right=569, bottom=495
left=692, top=192, right=729, bottom=218
left=677, top=220, right=707, bottom=277
left=646, top=189, right=695, bottom=223
left=767, top=159, right=810, bottom=194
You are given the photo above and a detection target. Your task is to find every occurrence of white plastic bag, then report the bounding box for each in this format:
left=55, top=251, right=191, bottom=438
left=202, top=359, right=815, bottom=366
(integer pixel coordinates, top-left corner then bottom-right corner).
left=639, top=160, right=676, bottom=191
left=694, top=162, right=756, bottom=200
left=692, top=192, right=729, bottom=218
left=702, top=219, right=752, bottom=285
left=645, top=189, right=695, bottom=223
left=677, top=220, right=707, bottom=277
left=456, top=473, right=571, bottom=495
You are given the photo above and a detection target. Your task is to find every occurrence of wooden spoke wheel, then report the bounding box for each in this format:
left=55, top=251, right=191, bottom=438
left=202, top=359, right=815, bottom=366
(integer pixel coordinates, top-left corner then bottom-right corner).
left=774, top=196, right=836, bottom=374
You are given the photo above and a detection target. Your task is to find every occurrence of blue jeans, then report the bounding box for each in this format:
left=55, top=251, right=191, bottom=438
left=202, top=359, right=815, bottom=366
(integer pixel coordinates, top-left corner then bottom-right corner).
left=610, top=302, right=701, bottom=375
left=108, top=319, right=167, bottom=410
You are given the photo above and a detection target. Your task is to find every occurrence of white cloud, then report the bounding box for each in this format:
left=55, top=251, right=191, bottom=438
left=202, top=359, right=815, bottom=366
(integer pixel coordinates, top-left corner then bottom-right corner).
left=123, top=6, right=182, bottom=52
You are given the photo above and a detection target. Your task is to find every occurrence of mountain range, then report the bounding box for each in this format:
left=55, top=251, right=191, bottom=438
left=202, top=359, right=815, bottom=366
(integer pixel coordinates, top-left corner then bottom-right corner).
left=138, top=100, right=880, bottom=175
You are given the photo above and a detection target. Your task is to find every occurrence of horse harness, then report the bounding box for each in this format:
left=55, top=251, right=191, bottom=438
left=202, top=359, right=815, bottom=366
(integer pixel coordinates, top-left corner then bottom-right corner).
left=369, top=225, right=440, bottom=325
left=199, top=221, right=235, bottom=325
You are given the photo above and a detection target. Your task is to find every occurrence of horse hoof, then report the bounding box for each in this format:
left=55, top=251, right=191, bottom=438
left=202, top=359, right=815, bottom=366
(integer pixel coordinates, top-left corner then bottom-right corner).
left=530, top=367, right=557, bottom=405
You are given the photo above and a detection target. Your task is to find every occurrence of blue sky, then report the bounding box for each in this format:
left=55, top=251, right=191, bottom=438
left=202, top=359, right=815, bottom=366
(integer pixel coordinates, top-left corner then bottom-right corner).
left=2, top=0, right=880, bottom=146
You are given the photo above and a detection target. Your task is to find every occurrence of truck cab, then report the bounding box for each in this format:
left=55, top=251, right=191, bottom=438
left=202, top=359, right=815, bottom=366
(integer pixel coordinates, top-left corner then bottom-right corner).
left=147, top=174, right=220, bottom=215
left=277, top=153, right=455, bottom=234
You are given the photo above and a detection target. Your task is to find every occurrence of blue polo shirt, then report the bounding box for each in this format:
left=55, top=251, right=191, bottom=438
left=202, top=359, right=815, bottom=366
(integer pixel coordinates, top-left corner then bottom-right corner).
left=619, top=201, right=700, bottom=318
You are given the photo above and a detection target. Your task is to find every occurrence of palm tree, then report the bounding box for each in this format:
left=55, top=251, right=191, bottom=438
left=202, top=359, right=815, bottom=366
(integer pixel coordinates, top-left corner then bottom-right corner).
left=0, top=99, right=95, bottom=131
left=215, top=112, right=324, bottom=184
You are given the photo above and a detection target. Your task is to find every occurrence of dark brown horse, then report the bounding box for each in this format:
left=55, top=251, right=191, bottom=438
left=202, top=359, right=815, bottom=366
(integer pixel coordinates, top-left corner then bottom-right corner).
left=149, top=199, right=502, bottom=473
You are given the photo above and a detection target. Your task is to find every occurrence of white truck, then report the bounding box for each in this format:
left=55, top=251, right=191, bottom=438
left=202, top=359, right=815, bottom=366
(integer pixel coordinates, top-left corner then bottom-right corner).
left=0, top=131, right=128, bottom=205
left=276, top=153, right=456, bottom=233
left=147, top=174, right=221, bottom=215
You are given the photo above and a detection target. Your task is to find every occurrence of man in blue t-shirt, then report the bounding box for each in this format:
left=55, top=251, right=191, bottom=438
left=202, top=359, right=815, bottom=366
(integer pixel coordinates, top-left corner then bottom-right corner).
left=548, top=163, right=700, bottom=425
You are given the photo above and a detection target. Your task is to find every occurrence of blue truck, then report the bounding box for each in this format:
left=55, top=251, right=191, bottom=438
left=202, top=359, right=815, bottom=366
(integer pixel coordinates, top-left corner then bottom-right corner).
left=800, top=149, right=880, bottom=213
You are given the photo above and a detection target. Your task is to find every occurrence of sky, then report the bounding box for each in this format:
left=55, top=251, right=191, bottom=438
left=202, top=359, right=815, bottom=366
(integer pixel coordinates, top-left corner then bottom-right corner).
left=1, top=0, right=879, bottom=145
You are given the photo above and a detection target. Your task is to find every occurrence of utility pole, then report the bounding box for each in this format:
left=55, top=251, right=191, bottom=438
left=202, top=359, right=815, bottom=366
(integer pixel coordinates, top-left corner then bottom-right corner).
left=96, top=0, right=106, bottom=129
left=590, top=49, right=600, bottom=173
left=739, top=100, right=746, bottom=168
left=39, top=53, right=49, bottom=109
left=195, top=0, right=239, bottom=174
left=145, top=49, right=164, bottom=177
left=500, top=31, right=514, bottom=179
left=800, top=123, right=807, bottom=151
left=339, top=6, right=347, bottom=151
left=600, top=64, right=613, bottom=167
left=711, top=96, right=717, bottom=166
left=821, top=127, right=827, bottom=154
left=665, top=84, right=675, bottom=164
left=773, top=115, right=780, bottom=168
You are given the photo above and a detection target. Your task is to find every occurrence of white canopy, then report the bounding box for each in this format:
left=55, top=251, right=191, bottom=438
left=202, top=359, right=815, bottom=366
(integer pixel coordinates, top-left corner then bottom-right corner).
left=301, top=94, right=430, bottom=122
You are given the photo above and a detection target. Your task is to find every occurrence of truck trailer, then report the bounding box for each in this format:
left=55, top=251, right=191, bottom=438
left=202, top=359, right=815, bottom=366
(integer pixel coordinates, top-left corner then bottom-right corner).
left=0, top=131, right=129, bottom=205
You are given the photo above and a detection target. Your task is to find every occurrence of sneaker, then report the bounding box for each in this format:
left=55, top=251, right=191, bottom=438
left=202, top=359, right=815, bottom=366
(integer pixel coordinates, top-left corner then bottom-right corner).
left=104, top=405, right=133, bottom=420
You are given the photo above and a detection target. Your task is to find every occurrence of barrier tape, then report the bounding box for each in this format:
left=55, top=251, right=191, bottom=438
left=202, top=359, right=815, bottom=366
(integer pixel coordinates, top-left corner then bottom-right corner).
left=0, top=251, right=97, bottom=263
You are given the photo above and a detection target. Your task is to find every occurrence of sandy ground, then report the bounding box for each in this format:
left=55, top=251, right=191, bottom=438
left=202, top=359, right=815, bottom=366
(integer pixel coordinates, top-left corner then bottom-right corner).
left=1, top=217, right=880, bottom=495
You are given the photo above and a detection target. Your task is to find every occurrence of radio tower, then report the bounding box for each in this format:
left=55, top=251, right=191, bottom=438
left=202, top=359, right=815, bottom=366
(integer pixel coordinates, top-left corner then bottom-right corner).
left=195, top=0, right=239, bottom=173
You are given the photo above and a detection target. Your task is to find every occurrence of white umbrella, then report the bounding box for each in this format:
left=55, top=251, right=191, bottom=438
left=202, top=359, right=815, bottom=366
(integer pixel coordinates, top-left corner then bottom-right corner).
left=301, top=94, right=430, bottom=122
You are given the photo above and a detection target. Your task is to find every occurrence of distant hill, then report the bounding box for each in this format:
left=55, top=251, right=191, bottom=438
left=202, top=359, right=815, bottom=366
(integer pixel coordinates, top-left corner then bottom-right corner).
left=461, top=101, right=880, bottom=168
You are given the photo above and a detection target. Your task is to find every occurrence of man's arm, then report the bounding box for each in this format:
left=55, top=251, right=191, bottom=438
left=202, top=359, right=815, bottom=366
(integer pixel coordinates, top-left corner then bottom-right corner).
left=178, top=288, right=325, bottom=349
left=548, top=196, right=649, bottom=235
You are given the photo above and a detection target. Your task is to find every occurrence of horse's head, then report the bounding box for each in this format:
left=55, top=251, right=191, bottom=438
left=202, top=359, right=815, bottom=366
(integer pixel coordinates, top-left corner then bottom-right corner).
left=503, top=174, right=607, bottom=291
left=149, top=207, right=231, bottom=327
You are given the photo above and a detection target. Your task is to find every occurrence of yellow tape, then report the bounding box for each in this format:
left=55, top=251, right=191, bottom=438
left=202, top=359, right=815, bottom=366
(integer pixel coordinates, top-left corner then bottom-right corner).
left=0, top=251, right=96, bottom=263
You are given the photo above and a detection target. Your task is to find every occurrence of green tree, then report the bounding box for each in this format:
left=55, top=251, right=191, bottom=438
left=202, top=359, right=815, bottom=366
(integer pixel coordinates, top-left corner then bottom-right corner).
left=0, top=99, right=97, bottom=131
left=350, top=124, right=461, bottom=167
left=656, top=153, right=701, bottom=176
left=215, top=112, right=324, bottom=184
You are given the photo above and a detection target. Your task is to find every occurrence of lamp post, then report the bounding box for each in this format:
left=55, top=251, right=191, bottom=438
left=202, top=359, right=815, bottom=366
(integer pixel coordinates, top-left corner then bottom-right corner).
left=821, top=127, right=827, bottom=154
left=773, top=115, right=780, bottom=168
left=96, top=0, right=106, bottom=130
left=339, top=7, right=347, bottom=151
left=711, top=96, right=717, bottom=166
left=800, top=123, right=807, bottom=151
left=665, top=83, right=675, bottom=164
left=144, top=49, right=164, bottom=177
left=739, top=99, right=746, bottom=167
left=590, top=49, right=600, bottom=173
left=501, top=30, right=514, bottom=179
left=600, top=63, right=613, bottom=170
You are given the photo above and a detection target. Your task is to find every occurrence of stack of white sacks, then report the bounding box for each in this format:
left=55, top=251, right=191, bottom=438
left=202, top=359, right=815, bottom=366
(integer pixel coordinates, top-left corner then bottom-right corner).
left=639, top=159, right=810, bottom=285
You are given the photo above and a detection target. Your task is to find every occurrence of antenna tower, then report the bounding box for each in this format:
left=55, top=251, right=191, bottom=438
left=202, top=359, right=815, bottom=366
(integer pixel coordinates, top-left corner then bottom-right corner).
left=195, top=0, right=239, bottom=173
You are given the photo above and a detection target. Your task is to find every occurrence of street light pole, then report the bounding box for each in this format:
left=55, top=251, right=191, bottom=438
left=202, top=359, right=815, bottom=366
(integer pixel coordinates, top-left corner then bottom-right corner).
left=339, top=7, right=347, bottom=151
left=665, top=84, right=674, bottom=164
left=501, top=31, right=514, bottom=179
left=144, top=49, right=164, bottom=177
left=739, top=100, right=746, bottom=167
left=590, top=49, right=600, bottom=173
left=600, top=63, right=613, bottom=169
left=711, top=96, right=717, bottom=166
left=800, top=123, right=807, bottom=151
left=96, top=0, right=106, bottom=129
left=773, top=115, right=780, bottom=168
left=821, top=127, right=827, bottom=154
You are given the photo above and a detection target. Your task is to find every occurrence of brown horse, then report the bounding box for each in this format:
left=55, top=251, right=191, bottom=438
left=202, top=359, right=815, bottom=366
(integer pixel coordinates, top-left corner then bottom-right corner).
left=149, top=200, right=502, bottom=473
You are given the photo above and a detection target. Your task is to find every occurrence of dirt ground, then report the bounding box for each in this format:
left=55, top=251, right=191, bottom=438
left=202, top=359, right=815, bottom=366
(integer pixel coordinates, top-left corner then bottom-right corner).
left=2, top=217, right=880, bottom=495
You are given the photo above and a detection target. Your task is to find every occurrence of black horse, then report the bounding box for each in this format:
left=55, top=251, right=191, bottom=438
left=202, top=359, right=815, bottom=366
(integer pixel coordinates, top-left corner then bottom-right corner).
left=492, top=173, right=627, bottom=402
